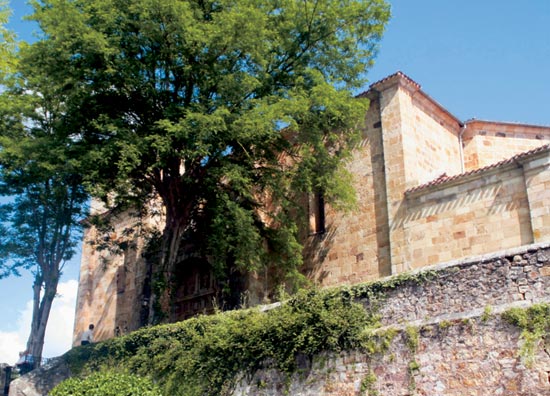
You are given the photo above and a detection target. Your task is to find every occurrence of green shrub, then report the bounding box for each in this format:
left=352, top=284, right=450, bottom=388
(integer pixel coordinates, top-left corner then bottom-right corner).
left=502, top=303, right=550, bottom=366
left=63, top=288, right=377, bottom=396
left=50, top=371, right=162, bottom=396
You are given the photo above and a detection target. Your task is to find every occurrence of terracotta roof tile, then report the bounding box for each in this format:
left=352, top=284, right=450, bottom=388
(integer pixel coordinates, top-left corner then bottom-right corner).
left=405, top=144, right=550, bottom=195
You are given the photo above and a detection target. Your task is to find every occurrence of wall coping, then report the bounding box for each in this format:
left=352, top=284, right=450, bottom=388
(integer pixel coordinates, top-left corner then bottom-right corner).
left=387, top=241, right=550, bottom=281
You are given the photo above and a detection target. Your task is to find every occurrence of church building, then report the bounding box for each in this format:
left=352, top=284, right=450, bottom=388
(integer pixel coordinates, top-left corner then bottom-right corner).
left=73, top=72, right=550, bottom=344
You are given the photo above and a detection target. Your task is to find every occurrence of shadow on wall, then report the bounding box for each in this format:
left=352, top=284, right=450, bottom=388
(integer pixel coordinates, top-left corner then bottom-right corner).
left=396, top=171, right=531, bottom=233
left=302, top=224, right=338, bottom=285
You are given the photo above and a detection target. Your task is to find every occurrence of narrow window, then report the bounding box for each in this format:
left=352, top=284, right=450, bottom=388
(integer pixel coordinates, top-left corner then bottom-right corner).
left=309, top=191, right=326, bottom=235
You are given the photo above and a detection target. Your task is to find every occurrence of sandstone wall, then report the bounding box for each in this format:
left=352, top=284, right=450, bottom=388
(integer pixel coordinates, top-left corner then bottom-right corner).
left=401, top=87, right=462, bottom=188
left=379, top=77, right=464, bottom=275
left=400, top=148, right=550, bottom=269
left=293, top=74, right=550, bottom=287
left=73, top=205, right=163, bottom=345
left=524, top=151, right=550, bottom=243
left=302, top=97, right=391, bottom=286
left=232, top=244, right=550, bottom=396
left=463, top=120, right=550, bottom=170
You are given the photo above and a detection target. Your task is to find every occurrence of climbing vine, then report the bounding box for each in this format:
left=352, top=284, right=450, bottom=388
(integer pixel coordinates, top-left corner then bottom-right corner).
left=63, top=288, right=383, bottom=396
left=502, top=303, right=550, bottom=367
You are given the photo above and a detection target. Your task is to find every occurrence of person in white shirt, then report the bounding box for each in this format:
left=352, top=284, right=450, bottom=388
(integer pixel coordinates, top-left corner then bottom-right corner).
left=81, top=323, right=95, bottom=345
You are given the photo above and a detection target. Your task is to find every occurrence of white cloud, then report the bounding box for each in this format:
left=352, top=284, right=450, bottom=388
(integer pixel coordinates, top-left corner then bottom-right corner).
left=0, top=280, right=78, bottom=365
left=0, top=330, right=25, bottom=366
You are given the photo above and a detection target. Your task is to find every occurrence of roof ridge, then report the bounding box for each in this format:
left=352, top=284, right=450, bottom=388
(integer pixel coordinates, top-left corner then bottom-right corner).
left=356, top=71, right=421, bottom=98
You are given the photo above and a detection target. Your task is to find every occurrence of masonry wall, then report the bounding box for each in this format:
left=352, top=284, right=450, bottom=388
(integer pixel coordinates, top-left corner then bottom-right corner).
left=302, top=97, right=391, bottom=286
left=301, top=76, right=550, bottom=285
left=398, top=149, right=550, bottom=269
left=16, top=245, right=550, bottom=396
left=404, top=165, right=533, bottom=268
left=231, top=244, right=550, bottom=396
left=523, top=151, right=550, bottom=243
left=234, top=320, right=550, bottom=396
left=463, top=120, right=550, bottom=170
left=73, top=206, right=161, bottom=345
left=401, top=91, right=463, bottom=187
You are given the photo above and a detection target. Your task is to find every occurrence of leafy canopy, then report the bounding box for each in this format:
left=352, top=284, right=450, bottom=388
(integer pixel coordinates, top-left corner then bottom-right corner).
left=0, top=0, right=16, bottom=76
left=0, top=0, right=90, bottom=361
left=0, top=54, right=88, bottom=279
left=25, top=0, right=390, bottom=285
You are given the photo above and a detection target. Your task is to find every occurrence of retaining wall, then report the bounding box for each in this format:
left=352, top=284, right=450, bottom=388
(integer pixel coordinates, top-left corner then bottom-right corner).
left=232, top=243, right=550, bottom=396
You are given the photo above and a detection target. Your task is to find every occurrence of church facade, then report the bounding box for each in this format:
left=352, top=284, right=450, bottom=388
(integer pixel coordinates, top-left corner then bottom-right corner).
left=73, top=72, right=550, bottom=345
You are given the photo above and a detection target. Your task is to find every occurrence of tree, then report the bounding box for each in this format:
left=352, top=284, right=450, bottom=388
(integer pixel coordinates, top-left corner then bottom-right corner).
left=25, top=0, right=390, bottom=320
left=0, top=0, right=16, bottom=76
left=0, top=41, right=89, bottom=364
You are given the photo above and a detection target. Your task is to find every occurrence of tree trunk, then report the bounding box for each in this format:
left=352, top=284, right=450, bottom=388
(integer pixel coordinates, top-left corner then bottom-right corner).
left=26, top=275, right=58, bottom=369
left=148, top=197, right=192, bottom=324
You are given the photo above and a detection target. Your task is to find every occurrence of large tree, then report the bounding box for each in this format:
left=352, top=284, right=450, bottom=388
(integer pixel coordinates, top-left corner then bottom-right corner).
left=0, top=0, right=15, bottom=75
left=25, top=0, right=389, bottom=319
left=0, top=14, right=89, bottom=362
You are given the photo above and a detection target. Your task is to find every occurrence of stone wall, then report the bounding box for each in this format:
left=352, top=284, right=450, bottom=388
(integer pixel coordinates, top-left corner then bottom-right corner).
left=12, top=244, right=550, bottom=396
left=8, top=358, right=70, bottom=396
left=401, top=81, right=463, bottom=189
left=231, top=243, right=550, bottom=396
left=233, top=320, right=550, bottom=396
left=302, top=96, right=391, bottom=286
left=524, top=151, right=550, bottom=243
left=73, top=203, right=163, bottom=346
left=463, top=120, right=550, bottom=170
left=401, top=147, right=550, bottom=269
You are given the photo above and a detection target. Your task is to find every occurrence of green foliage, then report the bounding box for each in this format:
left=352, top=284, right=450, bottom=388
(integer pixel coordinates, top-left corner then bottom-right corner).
left=405, top=326, right=419, bottom=354
left=407, top=360, right=419, bottom=394
left=502, top=303, right=550, bottom=366
left=359, top=326, right=396, bottom=355
left=408, top=360, right=420, bottom=373
left=360, top=370, right=378, bottom=395
left=481, top=305, right=492, bottom=322
left=0, top=0, right=89, bottom=279
left=438, top=320, right=452, bottom=329
left=50, top=371, right=163, bottom=396
left=340, top=270, right=439, bottom=302
left=23, top=0, right=390, bottom=300
left=0, top=0, right=17, bottom=76
left=64, top=289, right=378, bottom=396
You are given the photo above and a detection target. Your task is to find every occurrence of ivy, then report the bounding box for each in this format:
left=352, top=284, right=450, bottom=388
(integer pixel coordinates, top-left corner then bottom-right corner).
left=325, top=270, right=439, bottom=304
left=63, top=288, right=382, bottom=396
left=58, top=269, right=451, bottom=395
left=360, top=370, right=378, bottom=395
left=502, top=303, right=550, bottom=367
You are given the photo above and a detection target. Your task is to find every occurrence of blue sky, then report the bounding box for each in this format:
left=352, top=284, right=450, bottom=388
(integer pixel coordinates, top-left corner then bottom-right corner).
left=1, top=0, right=549, bottom=363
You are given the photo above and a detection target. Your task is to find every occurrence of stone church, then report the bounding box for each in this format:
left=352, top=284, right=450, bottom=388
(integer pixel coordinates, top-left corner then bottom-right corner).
left=72, top=71, right=550, bottom=345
